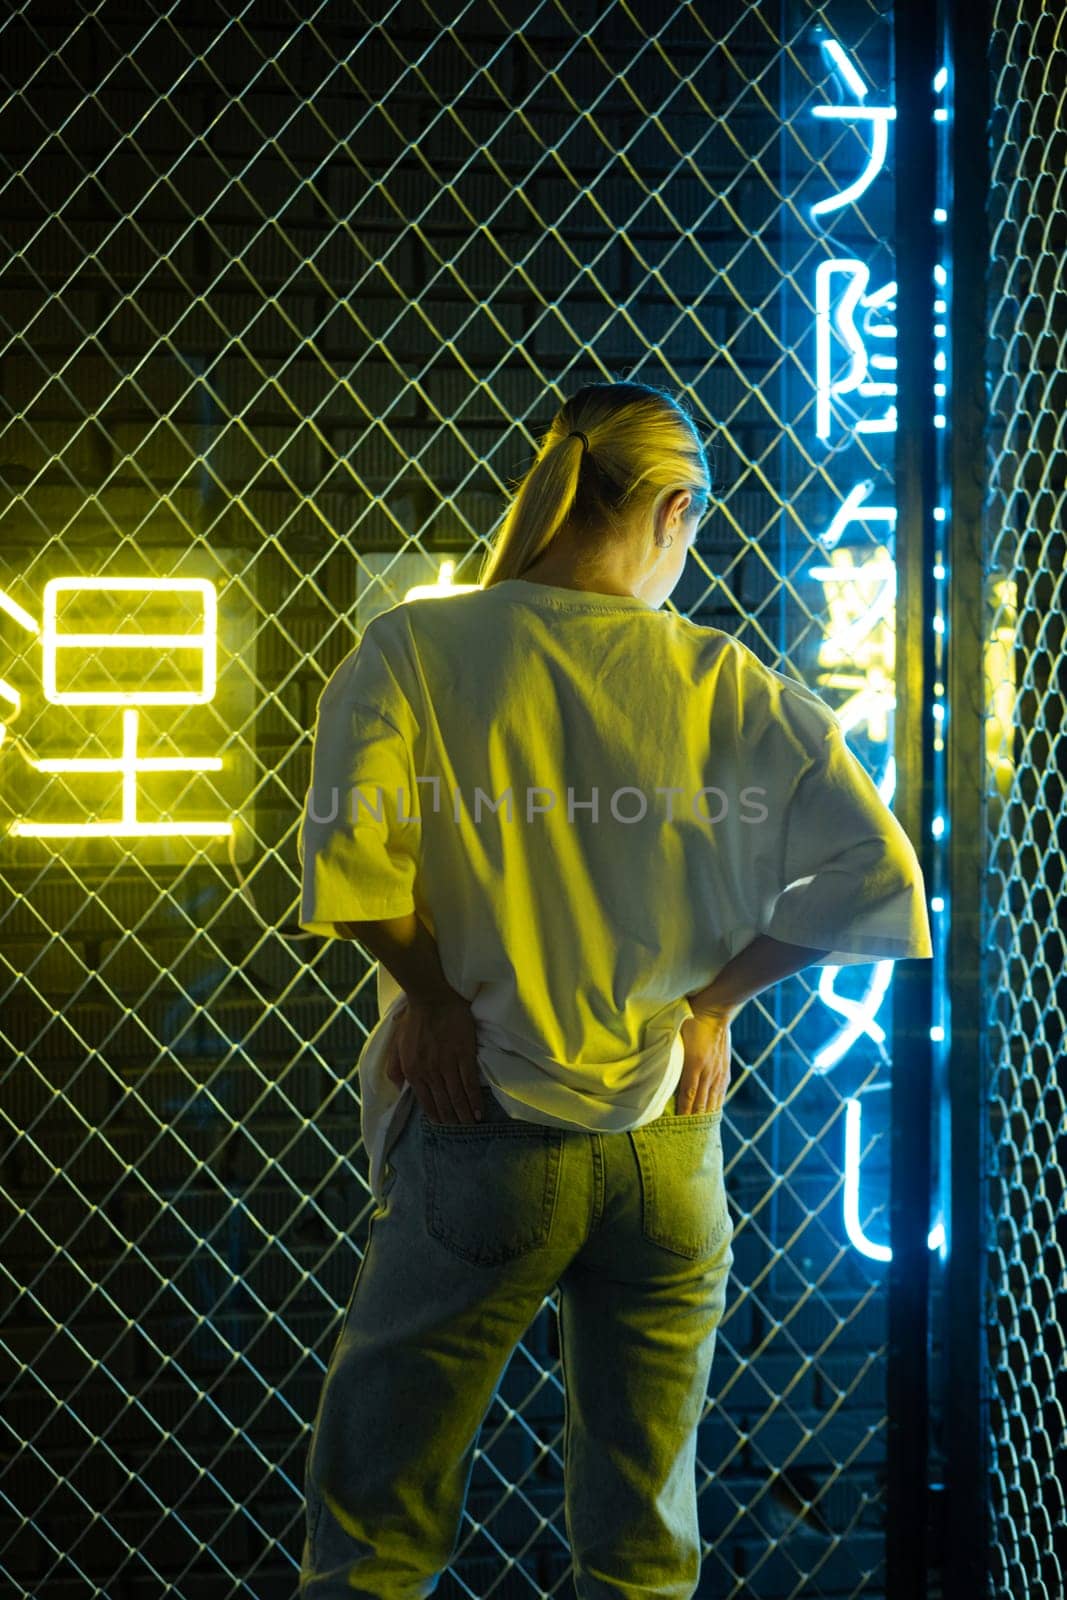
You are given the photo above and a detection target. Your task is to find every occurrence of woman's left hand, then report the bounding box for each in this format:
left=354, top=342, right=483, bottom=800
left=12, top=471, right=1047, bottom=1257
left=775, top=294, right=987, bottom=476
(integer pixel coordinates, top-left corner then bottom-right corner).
left=384, top=992, right=483, bottom=1124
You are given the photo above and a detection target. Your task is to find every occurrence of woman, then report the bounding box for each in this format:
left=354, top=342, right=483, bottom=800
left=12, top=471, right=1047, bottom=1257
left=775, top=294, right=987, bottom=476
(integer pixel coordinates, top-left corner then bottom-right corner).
left=296, top=380, right=932, bottom=1598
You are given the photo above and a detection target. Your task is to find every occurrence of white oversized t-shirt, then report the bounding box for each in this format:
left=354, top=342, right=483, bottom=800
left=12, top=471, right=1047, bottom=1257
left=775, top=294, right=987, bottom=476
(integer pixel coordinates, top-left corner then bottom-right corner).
left=298, top=578, right=932, bottom=1202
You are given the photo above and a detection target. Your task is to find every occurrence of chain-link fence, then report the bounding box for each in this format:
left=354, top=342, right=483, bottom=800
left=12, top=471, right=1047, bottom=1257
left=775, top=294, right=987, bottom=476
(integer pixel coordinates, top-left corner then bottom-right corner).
left=1, top=3, right=925, bottom=1596
left=984, top=3, right=1067, bottom=1596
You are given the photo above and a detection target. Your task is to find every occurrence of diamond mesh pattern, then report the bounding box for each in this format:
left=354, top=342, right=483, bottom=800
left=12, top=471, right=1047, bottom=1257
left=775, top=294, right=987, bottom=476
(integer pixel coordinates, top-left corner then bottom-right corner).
left=984, top=5, right=1067, bottom=1597
left=0, top=4, right=915, bottom=1597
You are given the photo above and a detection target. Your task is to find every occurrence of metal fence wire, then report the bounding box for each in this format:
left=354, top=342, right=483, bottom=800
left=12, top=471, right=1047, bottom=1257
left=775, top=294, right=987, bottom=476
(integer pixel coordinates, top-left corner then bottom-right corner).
left=983, top=3, right=1067, bottom=1597
left=0, top=3, right=932, bottom=1597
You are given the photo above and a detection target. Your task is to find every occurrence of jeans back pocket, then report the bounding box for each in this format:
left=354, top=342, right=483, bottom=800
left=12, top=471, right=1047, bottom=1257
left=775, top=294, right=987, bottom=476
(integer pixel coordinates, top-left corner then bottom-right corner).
left=422, top=1116, right=564, bottom=1267
left=631, top=1109, right=731, bottom=1259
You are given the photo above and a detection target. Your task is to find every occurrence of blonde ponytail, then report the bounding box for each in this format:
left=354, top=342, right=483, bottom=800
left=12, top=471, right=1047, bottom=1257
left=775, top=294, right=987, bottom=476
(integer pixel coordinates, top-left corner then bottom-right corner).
left=478, top=380, right=713, bottom=588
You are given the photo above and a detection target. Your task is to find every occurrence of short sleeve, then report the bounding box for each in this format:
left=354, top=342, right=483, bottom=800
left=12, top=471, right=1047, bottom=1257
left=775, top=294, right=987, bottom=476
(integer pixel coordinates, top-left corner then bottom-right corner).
left=297, top=616, right=420, bottom=935
left=746, top=675, right=932, bottom=967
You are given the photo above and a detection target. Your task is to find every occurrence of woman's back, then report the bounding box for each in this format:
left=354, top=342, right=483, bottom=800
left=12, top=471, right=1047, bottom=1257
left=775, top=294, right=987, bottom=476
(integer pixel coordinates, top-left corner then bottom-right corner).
left=299, top=576, right=930, bottom=1133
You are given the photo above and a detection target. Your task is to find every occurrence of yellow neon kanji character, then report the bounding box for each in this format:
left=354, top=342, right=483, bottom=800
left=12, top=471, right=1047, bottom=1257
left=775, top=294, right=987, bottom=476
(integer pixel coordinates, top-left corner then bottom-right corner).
left=4, top=577, right=232, bottom=839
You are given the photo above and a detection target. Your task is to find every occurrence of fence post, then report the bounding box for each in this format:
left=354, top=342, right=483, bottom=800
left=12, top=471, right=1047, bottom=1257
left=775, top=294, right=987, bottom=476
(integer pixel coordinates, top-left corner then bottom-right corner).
left=943, top=0, right=993, bottom=1594
left=889, top=1, right=938, bottom=1595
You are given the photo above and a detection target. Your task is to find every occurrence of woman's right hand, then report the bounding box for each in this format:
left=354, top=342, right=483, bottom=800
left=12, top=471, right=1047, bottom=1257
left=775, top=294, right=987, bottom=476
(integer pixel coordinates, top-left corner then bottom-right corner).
left=676, top=1008, right=733, bottom=1114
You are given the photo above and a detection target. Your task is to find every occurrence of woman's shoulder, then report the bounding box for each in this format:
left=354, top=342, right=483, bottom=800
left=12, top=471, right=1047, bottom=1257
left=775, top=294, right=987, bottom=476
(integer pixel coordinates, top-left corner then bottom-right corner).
left=685, top=628, right=842, bottom=744
left=668, top=620, right=774, bottom=691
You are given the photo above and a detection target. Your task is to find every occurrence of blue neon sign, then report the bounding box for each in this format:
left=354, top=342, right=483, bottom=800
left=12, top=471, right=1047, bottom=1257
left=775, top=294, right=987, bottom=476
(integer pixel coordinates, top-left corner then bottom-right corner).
left=805, top=35, right=947, bottom=1262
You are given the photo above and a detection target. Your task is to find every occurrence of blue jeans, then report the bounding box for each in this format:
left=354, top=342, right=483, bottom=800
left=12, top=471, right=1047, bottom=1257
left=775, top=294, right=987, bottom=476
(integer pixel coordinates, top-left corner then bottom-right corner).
left=299, top=1084, right=733, bottom=1599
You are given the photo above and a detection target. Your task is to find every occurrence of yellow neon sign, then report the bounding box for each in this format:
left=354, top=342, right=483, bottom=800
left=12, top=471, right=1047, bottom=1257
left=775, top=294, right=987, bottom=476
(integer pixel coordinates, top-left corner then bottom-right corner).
left=985, top=576, right=1016, bottom=800
left=401, top=558, right=481, bottom=602
left=0, top=589, right=39, bottom=633
left=0, top=677, right=19, bottom=750
left=3, top=576, right=232, bottom=840
left=40, top=577, right=218, bottom=705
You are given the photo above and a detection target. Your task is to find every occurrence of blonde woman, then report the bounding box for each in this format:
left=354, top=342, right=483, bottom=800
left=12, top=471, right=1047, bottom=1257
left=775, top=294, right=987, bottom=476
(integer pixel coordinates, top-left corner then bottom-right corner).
left=297, top=380, right=932, bottom=1598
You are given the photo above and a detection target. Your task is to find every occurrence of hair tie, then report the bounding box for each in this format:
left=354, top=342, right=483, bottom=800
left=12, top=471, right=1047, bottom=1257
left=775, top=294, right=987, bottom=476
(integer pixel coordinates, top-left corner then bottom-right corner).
left=567, top=430, right=590, bottom=453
